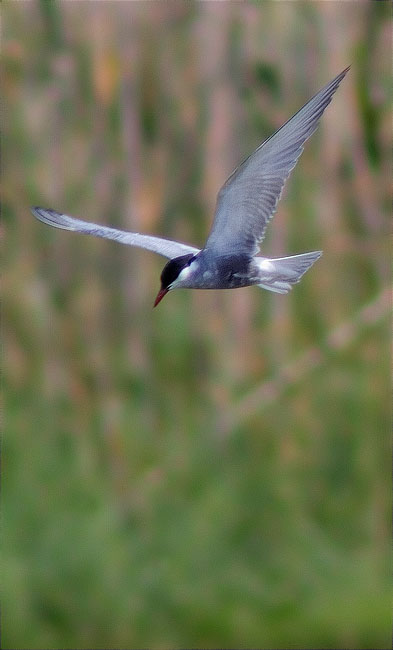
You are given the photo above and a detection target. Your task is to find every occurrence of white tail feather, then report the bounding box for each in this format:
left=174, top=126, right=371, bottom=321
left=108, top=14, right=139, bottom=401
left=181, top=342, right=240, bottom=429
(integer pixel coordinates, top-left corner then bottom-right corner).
left=257, top=251, right=322, bottom=293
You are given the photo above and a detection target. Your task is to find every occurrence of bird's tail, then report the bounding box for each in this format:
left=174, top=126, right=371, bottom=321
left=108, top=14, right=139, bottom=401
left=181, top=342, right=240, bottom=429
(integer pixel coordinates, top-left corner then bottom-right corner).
left=257, top=251, right=322, bottom=294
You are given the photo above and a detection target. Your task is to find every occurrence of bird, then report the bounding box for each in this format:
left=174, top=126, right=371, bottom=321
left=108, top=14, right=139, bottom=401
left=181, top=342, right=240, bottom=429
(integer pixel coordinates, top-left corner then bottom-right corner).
left=32, top=67, right=349, bottom=307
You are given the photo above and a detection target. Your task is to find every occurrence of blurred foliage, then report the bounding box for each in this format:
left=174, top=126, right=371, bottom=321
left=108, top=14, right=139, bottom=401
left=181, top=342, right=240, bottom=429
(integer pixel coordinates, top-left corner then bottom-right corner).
left=3, top=2, right=391, bottom=649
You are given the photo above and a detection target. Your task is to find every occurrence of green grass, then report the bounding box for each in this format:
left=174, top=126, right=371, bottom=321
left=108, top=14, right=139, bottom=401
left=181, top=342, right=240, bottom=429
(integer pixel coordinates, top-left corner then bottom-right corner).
left=3, top=1, right=391, bottom=648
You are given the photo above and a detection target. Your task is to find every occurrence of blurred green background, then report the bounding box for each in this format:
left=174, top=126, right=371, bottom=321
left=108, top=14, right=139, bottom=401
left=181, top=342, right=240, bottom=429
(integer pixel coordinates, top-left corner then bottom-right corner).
left=3, top=1, right=391, bottom=649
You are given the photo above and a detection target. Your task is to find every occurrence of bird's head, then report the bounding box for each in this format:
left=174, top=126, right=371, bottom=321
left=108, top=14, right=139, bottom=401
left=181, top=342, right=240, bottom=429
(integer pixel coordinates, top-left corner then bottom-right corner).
left=154, top=253, right=197, bottom=307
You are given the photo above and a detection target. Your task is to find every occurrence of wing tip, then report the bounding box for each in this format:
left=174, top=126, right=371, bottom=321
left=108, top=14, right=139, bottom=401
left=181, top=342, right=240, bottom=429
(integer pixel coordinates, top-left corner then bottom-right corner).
left=329, top=66, right=351, bottom=90
left=30, top=206, right=75, bottom=231
left=31, top=206, right=44, bottom=217
left=340, top=65, right=351, bottom=77
left=31, top=206, right=58, bottom=219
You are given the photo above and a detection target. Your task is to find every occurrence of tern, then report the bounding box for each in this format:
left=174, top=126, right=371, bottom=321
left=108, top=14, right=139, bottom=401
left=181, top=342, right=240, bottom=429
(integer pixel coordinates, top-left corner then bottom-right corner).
left=32, top=67, right=349, bottom=307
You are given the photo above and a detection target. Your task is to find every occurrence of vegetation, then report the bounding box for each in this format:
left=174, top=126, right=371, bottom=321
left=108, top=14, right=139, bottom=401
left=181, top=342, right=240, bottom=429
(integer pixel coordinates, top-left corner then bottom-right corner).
left=3, top=2, right=391, bottom=648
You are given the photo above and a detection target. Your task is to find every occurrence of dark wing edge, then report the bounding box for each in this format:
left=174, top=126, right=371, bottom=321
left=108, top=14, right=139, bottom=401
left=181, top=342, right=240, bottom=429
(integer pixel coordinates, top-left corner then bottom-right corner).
left=31, top=207, right=200, bottom=260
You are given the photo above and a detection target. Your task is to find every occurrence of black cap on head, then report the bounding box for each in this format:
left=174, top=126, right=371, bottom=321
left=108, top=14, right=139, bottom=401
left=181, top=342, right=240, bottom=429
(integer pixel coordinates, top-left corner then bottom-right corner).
left=153, top=253, right=196, bottom=307
left=160, top=253, right=195, bottom=290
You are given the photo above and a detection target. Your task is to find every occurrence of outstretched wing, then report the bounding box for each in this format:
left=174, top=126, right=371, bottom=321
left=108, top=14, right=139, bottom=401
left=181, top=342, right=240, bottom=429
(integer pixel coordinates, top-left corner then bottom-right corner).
left=31, top=207, right=200, bottom=260
left=204, top=67, right=349, bottom=256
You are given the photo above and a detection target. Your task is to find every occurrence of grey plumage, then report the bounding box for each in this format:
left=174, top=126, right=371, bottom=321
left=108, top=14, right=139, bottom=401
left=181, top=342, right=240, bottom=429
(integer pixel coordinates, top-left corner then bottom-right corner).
left=205, top=67, right=350, bottom=256
left=31, top=207, right=199, bottom=260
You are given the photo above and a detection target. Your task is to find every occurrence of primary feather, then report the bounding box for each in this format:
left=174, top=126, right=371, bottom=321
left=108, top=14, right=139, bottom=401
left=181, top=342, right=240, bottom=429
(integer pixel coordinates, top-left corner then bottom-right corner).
left=204, top=67, right=350, bottom=256
left=31, top=207, right=199, bottom=260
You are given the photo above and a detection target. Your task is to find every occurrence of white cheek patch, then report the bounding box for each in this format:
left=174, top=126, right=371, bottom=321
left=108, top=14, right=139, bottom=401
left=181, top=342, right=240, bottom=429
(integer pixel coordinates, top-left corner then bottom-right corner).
left=171, top=261, right=198, bottom=288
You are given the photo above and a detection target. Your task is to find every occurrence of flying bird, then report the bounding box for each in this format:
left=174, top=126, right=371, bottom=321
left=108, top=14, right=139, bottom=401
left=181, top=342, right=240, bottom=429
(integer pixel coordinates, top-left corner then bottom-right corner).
left=32, top=67, right=349, bottom=307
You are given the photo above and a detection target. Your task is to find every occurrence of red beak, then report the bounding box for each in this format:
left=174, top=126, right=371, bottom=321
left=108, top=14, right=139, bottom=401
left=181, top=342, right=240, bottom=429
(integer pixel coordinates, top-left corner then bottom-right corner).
left=153, top=287, right=169, bottom=308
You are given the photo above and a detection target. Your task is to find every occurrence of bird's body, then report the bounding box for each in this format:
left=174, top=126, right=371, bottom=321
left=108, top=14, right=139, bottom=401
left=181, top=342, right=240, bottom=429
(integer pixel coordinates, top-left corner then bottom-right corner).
left=32, top=67, right=349, bottom=307
left=160, top=250, right=323, bottom=291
